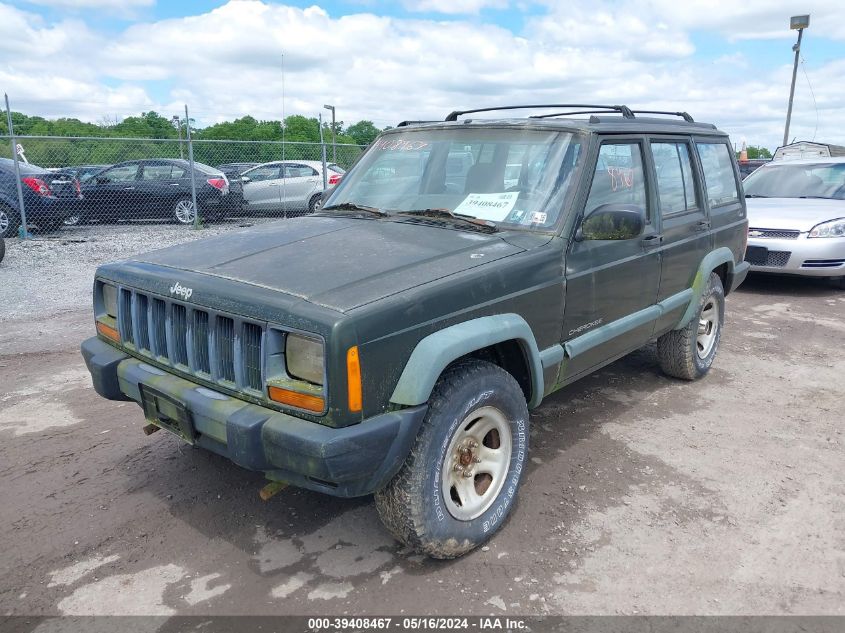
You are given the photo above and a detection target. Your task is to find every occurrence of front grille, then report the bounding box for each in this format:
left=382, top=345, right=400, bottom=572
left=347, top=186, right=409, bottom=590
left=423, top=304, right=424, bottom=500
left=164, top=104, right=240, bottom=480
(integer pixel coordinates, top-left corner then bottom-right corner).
left=802, top=258, right=845, bottom=268
left=748, top=228, right=800, bottom=240
left=745, top=247, right=791, bottom=267
left=115, top=287, right=265, bottom=393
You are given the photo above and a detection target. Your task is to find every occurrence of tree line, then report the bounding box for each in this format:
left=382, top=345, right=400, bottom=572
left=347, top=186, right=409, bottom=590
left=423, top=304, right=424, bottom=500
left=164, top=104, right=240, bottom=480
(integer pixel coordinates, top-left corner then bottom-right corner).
left=0, top=111, right=388, bottom=169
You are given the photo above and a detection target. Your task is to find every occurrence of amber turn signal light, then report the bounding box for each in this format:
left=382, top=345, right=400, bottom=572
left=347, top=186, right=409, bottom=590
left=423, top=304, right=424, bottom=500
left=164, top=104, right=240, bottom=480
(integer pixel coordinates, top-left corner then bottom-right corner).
left=96, top=321, right=120, bottom=343
left=347, top=346, right=362, bottom=413
left=267, top=386, right=325, bottom=413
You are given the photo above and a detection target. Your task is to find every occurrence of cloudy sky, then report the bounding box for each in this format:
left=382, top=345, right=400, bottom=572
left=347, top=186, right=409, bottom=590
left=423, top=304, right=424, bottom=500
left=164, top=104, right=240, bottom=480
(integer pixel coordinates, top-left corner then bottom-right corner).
left=1, top=0, right=844, bottom=150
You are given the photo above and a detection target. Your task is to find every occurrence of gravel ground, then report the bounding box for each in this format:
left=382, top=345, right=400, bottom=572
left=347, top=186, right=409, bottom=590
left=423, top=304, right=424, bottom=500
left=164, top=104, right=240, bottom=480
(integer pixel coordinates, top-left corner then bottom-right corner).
left=0, top=221, right=274, bottom=322
left=0, top=232, right=842, bottom=617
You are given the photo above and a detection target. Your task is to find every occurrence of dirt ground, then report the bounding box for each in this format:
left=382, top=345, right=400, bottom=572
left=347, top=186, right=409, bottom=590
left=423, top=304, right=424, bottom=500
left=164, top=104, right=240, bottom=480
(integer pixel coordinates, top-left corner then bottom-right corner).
left=0, top=271, right=843, bottom=617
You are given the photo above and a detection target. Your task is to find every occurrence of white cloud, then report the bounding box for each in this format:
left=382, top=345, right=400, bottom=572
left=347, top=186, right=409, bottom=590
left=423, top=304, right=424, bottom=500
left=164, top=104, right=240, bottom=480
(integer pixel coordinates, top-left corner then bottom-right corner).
left=22, top=0, right=153, bottom=8
left=1, top=0, right=844, bottom=151
left=402, top=0, right=508, bottom=14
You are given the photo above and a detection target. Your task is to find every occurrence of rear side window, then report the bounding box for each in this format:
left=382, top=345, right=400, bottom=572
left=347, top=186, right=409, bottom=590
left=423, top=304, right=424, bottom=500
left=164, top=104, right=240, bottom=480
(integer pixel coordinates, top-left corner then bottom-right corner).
left=651, top=141, right=700, bottom=215
left=142, top=164, right=186, bottom=180
left=585, top=142, right=649, bottom=217
left=696, top=142, right=739, bottom=207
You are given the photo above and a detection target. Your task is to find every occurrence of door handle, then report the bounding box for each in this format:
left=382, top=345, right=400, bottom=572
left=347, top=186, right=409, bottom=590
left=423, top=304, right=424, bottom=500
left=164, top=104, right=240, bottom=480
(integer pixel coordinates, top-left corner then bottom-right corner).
left=694, top=220, right=711, bottom=231
left=170, top=183, right=181, bottom=186
left=122, top=187, right=135, bottom=191
left=641, top=234, right=663, bottom=249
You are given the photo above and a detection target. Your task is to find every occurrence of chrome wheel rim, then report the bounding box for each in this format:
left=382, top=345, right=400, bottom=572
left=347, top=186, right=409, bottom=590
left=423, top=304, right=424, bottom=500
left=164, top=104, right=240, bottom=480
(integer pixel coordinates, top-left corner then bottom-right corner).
left=696, top=298, right=719, bottom=359
left=0, top=210, right=9, bottom=234
left=441, top=406, right=512, bottom=521
left=174, top=199, right=196, bottom=224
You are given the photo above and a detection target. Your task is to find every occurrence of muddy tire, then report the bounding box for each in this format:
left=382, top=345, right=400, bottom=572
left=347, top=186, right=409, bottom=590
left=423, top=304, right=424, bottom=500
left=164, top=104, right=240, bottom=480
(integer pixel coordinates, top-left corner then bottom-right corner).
left=0, top=237, right=5, bottom=264
left=375, top=359, right=529, bottom=559
left=657, top=272, right=725, bottom=380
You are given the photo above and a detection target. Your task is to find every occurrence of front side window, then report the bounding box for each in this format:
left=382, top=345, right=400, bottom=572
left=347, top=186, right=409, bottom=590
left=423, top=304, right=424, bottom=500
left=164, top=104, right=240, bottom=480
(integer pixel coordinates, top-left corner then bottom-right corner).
left=743, top=162, right=845, bottom=200
left=651, top=141, right=700, bottom=215
left=101, top=164, right=139, bottom=182
left=696, top=142, right=739, bottom=207
left=142, top=164, right=186, bottom=180
left=245, top=165, right=281, bottom=182
left=584, top=142, right=648, bottom=216
left=325, top=127, right=584, bottom=230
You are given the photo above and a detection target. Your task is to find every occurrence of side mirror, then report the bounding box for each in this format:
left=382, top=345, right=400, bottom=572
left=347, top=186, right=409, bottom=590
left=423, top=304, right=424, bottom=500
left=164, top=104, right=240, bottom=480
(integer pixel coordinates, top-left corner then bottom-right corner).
left=577, top=204, right=646, bottom=241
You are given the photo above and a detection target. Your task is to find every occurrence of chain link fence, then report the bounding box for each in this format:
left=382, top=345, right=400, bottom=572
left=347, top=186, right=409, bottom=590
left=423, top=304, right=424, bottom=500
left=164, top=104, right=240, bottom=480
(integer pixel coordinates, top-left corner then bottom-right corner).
left=0, top=133, right=366, bottom=239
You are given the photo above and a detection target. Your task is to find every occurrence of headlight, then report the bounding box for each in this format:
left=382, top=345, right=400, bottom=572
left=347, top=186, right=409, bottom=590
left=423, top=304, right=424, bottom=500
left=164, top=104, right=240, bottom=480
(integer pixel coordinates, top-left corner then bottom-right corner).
left=808, top=218, right=845, bottom=238
left=102, top=283, right=118, bottom=318
left=286, top=334, right=324, bottom=385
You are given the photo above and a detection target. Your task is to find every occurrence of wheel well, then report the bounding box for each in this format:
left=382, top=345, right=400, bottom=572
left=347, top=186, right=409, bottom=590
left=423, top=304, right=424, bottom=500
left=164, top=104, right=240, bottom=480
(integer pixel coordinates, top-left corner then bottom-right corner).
left=451, top=339, right=532, bottom=402
left=713, top=263, right=729, bottom=294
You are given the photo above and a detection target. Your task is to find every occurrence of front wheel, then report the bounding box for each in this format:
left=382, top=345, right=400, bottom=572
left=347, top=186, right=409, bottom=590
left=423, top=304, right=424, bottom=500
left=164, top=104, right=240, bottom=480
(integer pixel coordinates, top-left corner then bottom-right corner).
left=657, top=272, right=725, bottom=380
left=173, top=198, right=197, bottom=224
left=308, top=193, right=323, bottom=214
left=375, top=359, right=529, bottom=559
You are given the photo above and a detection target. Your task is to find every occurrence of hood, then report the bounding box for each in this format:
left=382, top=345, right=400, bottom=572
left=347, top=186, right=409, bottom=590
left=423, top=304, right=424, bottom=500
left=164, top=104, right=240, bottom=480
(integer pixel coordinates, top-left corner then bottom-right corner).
left=746, top=197, right=845, bottom=232
left=133, top=216, right=525, bottom=313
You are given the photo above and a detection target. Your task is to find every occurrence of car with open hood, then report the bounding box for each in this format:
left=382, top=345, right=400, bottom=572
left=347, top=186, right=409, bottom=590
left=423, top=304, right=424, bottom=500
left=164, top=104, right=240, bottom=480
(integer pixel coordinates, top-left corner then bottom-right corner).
left=81, top=103, right=749, bottom=558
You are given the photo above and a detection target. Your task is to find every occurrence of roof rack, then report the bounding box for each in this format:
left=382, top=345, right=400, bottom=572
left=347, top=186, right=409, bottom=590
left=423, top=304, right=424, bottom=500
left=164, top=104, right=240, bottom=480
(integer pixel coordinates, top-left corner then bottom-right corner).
left=396, top=120, right=438, bottom=127
left=444, top=104, right=635, bottom=121
left=629, top=110, right=694, bottom=122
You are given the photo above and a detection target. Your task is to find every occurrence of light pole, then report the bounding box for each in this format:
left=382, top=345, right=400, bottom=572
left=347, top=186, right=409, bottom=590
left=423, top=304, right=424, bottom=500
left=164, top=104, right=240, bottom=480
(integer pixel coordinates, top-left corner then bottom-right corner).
left=323, top=104, right=336, bottom=163
left=783, top=14, right=810, bottom=147
left=173, top=114, right=184, bottom=159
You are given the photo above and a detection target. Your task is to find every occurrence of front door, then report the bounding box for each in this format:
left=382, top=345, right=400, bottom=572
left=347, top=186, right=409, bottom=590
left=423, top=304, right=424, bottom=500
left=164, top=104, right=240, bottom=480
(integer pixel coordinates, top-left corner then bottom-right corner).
left=281, top=164, right=321, bottom=214
left=560, top=139, right=662, bottom=383
left=136, top=162, right=189, bottom=219
left=83, top=163, right=140, bottom=222
left=648, top=138, right=711, bottom=333
left=242, top=164, right=283, bottom=214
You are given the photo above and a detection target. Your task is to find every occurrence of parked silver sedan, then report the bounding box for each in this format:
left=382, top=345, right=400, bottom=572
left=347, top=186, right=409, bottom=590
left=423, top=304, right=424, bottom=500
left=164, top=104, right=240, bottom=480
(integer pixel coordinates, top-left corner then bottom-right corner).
left=743, top=157, right=845, bottom=288
left=240, top=160, right=344, bottom=217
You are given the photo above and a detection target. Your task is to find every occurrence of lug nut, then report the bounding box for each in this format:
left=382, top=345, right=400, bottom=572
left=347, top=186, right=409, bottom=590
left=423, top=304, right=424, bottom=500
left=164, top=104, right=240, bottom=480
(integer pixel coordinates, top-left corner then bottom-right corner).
left=462, top=470, right=474, bottom=478
left=468, top=440, right=478, bottom=448
left=453, top=464, right=465, bottom=473
left=473, top=456, right=481, bottom=463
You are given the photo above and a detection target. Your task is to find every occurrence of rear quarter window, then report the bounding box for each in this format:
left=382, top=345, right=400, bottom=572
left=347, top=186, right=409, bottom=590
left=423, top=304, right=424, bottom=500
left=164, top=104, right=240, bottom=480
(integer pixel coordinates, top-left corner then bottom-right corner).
left=696, top=142, right=739, bottom=207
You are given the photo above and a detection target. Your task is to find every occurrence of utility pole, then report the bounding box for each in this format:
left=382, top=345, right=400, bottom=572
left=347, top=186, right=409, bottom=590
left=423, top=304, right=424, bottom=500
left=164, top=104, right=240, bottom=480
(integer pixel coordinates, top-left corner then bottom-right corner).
left=173, top=115, right=184, bottom=159
left=323, top=104, right=336, bottom=163
left=783, top=14, right=810, bottom=147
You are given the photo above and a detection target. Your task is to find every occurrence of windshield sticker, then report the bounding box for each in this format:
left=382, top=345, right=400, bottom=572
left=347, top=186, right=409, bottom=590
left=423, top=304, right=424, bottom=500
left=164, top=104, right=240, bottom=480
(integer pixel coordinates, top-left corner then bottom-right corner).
left=453, top=192, right=519, bottom=222
left=373, top=138, right=430, bottom=152
left=530, top=211, right=548, bottom=224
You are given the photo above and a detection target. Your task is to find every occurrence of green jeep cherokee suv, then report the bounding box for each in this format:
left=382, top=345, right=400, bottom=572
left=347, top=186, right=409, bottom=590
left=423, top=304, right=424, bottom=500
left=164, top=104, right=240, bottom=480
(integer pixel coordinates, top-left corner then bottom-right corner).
left=82, top=104, right=750, bottom=558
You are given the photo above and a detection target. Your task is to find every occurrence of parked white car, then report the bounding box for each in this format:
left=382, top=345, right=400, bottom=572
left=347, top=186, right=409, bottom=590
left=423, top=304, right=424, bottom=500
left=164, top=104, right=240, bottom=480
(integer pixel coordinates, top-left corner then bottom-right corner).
left=743, top=157, right=845, bottom=288
left=240, top=160, right=344, bottom=217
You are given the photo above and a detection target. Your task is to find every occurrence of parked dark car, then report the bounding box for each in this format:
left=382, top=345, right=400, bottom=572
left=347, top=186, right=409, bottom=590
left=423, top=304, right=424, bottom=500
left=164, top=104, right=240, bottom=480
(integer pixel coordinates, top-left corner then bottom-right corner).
left=79, top=159, right=237, bottom=225
left=83, top=104, right=749, bottom=558
left=0, top=158, right=81, bottom=237
left=217, top=162, right=259, bottom=176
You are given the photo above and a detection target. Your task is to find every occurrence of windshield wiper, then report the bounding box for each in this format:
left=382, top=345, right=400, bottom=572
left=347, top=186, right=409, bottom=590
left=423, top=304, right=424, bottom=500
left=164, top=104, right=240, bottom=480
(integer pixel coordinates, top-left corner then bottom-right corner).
left=393, top=208, right=499, bottom=233
left=745, top=194, right=769, bottom=198
left=799, top=195, right=833, bottom=199
left=320, top=202, right=387, bottom=216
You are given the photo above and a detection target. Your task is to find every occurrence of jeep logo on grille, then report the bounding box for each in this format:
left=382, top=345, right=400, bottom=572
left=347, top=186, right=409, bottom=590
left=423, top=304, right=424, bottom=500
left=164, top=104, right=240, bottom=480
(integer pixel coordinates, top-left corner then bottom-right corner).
left=169, top=282, right=193, bottom=300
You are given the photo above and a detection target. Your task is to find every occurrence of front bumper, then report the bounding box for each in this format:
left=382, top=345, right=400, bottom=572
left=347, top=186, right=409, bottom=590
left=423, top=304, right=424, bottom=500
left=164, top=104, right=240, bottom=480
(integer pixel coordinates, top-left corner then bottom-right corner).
left=81, top=336, right=426, bottom=497
left=746, top=235, right=845, bottom=277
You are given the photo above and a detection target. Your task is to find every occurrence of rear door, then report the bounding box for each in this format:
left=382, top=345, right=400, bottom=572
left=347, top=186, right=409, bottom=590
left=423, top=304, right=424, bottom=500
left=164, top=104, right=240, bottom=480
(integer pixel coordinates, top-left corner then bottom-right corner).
left=647, top=137, right=711, bottom=333
left=242, top=164, right=283, bottom=214
left=137, top=162, right=187, bottom=218
left=281, top=164, right=321, bottom=213
left=560, top=138, right=661, bottom=382
left=695, top=140, right=745, bottom=265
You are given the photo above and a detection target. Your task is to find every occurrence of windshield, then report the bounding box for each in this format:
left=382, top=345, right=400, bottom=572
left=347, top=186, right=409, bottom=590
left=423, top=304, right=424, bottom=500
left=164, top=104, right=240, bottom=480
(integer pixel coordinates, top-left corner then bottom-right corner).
left=324, top=127, right=584, bottom=230
left=743, top=162, right=845, bottom=200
